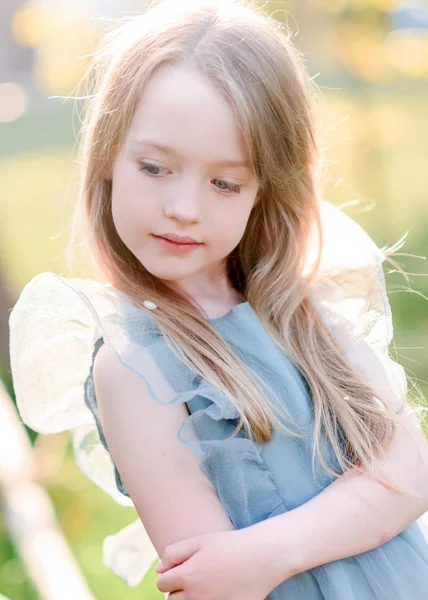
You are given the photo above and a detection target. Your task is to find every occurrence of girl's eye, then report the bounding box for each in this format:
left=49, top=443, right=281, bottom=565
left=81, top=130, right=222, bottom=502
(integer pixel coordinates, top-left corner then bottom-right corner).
left=139, top=163, right=168, bottom=176
left=213, top=179, right=242, bottom=195
left=139, top=163, right=241, bottom=195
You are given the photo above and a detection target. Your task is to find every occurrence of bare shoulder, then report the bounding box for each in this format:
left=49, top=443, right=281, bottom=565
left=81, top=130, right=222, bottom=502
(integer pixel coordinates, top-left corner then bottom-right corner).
left=92, top=339, right=190, bottom=418
left=93, top=341, right=132, bottom=390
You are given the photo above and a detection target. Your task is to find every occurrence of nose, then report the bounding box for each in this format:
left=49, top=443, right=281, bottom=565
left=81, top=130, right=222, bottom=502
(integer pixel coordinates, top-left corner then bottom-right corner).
left=163, top=177, right=202, bottom=223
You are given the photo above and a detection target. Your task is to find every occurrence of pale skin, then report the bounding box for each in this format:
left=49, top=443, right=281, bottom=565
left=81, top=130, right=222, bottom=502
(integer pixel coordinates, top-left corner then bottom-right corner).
left=94, top=62, right=428, bottom=598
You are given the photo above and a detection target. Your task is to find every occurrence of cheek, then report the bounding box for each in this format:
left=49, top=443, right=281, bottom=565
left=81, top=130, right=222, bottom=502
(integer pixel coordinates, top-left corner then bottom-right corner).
left=111, top=169, right=151, bottom=234
left=111, top=194, right=142, bottom=251
left=222, top=201, right=253, bottom=234
left=209, top=206, right=252, bottom=252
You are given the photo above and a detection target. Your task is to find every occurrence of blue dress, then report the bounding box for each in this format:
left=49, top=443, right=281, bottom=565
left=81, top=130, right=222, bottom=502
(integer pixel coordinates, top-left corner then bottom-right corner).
left=9, top=272, right=428, bottom=599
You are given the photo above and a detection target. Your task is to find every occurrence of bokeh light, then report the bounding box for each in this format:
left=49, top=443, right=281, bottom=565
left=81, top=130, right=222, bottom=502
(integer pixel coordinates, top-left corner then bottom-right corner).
left=385, top=30, right=428, bottom=77
left=0, top=83, right=28, bottom=123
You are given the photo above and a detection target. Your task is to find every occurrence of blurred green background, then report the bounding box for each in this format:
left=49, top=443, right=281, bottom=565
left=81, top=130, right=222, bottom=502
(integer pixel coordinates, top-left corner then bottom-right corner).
left=1, top=0, right=427, bottom=598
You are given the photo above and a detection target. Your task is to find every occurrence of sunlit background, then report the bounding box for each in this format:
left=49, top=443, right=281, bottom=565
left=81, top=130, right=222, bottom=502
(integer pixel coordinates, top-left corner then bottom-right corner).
left=1, top=0, right=428, bottom=598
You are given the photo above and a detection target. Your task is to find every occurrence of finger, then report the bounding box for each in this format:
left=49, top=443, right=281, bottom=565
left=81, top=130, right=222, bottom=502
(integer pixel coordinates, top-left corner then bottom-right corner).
left=159, top=536, right=202, bottom=571
left=156, top=567, right=185, bottom=594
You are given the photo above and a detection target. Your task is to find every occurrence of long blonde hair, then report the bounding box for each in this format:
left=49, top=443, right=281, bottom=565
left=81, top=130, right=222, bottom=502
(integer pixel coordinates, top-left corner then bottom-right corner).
left=69, top=0, right=418, bottom=493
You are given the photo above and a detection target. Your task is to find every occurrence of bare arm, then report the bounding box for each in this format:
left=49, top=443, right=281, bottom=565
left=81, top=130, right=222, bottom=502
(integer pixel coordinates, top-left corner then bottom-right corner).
left=93, top=343, right=234, bottom=559
left=251, top=406, right=428, bottom=587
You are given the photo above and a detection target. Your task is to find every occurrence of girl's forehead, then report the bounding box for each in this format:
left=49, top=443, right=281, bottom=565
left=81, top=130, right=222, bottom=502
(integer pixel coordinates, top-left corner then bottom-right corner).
left=131, top=63, right=233, bottom=124
left=125, top=64, right=251, bottom=167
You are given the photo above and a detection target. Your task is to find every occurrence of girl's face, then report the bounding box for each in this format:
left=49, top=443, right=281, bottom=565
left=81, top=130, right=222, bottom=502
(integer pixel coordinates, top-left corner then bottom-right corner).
left=111, top=63, right=259, bottom=300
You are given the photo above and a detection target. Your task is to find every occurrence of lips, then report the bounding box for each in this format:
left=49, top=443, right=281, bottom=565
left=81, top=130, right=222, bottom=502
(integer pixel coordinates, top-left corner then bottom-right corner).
left=154, top=233, right=201, bottom=245
left=152, top=234, right=202, bottom=254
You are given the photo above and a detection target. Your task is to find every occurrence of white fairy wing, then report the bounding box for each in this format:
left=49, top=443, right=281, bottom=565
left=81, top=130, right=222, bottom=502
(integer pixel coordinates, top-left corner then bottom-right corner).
left=306, top=201, right=407, bottom=414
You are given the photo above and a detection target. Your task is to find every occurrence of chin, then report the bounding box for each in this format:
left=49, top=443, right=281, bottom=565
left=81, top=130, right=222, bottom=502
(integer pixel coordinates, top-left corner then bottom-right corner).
left=135, top=257, right=197, bottom=282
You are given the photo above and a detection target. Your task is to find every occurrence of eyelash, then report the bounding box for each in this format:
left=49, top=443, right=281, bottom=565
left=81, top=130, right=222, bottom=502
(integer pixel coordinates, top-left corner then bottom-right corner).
left=138, top=162, right=242, bottom=195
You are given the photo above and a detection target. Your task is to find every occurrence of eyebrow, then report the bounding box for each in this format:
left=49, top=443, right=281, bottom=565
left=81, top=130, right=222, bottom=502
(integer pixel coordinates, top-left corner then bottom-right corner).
left=129, top=138, right=250, bottom=169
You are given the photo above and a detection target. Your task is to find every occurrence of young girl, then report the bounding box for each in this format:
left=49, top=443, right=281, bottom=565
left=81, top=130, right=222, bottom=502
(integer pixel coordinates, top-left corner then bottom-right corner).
left=9, top=0, right=428, bottom=598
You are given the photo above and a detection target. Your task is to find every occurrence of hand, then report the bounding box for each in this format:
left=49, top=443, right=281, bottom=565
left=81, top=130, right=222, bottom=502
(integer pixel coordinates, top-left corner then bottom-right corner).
left=155, top=527, right=279, bottom=600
